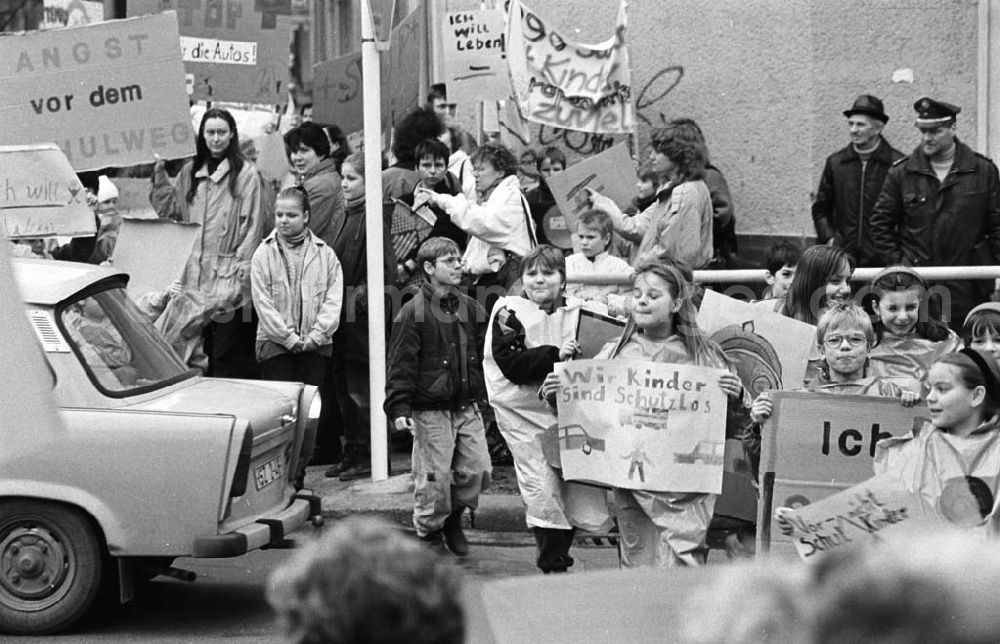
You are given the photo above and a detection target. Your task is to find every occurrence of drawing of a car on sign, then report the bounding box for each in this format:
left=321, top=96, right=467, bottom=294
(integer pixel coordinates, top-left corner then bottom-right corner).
left=619, top=408, right=669, bottom=431
left=559, top=424, right=606, bottom=455
left=674, top=440, right=726, bottom=466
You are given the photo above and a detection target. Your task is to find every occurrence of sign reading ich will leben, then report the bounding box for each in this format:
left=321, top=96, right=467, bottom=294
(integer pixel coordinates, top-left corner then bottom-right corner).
left=0, top=144, right=96, bottom=239
left=0, top=13, right=195, bottom=171
left=129, top=0, right=294, bottom=105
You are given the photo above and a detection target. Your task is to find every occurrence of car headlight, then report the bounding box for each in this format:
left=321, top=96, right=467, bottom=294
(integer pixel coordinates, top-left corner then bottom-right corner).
left=307, top=392, right=322, bottom=420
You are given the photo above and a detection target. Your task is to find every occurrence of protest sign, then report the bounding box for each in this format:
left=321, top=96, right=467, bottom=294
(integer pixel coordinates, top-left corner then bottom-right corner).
left=575, top=309, right=626, bottom=359
left=114, top=178, right=159, bottom=219
left=42, top=0, right=103, bottom=29
left=255, top=130, right=291, bottom=182
left=113, top=218, right=200, bottom=299
left=781, top=475, right=944, bottom=562
left=697, top=289, right=816, bottom=395
left=506, top=0, right=634, bottom=134
left=442, top=9, right=509, bottom=106
left=128, top=0, right=294, bottom=104
left=0, top=13, right=195, bottom=171
left=312, top=4, right=424, bottom=134
left=556, top=359, right=727, bottom=493
left=758, top=391, right=929, bottom=555
left=545, top=143, right=635, bottom=251
left=0, top=144, right=95, bottom=239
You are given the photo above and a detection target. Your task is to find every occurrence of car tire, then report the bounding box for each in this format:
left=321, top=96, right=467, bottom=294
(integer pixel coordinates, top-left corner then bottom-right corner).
left=0, top=500, right=105, bottom=635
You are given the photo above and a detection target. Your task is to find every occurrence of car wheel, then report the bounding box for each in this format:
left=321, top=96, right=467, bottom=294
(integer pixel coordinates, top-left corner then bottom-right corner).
left=0, top=501, right=105, bottom=635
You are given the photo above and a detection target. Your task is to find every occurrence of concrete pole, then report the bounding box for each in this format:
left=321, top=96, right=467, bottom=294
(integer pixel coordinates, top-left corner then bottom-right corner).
left=361, top=0, right=389, bottom=481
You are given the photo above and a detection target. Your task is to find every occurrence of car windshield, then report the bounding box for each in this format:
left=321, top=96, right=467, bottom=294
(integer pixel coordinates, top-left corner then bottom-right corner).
left=59, top=288, right=194, bottom=395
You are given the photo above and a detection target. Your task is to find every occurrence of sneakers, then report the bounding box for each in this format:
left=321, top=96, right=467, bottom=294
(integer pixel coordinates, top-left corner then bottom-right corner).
left=442, top=509, right=469, bottom=557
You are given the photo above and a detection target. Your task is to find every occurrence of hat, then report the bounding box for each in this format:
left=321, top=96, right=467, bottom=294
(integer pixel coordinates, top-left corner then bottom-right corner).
left=964, top=302, right=1000, bottom=327
left=843, top=94, right=889, bottom=124
left=914, top=97, right=960, bottom=128
left=960, top=347, right=1000, bottom=403
left=96, top=175, right=118, bottom=203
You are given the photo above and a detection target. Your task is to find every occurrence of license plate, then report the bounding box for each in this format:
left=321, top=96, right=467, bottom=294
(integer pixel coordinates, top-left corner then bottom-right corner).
left=254, top=456, right=283, bottom=490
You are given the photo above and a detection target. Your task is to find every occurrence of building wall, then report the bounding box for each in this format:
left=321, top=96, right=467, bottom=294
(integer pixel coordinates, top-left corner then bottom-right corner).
left=515, top=0, right=981, bottom=237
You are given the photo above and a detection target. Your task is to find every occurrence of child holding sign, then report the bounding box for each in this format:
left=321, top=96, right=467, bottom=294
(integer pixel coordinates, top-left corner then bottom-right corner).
left=543, top=257, right=748, bottom=567
left=867, top=266, right=961, bottom=394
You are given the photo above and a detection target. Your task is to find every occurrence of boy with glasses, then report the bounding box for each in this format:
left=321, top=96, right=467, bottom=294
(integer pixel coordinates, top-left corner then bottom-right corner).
left=750, top=302, right=918, bottom=423
left=385, top=237, right=491, bottom=556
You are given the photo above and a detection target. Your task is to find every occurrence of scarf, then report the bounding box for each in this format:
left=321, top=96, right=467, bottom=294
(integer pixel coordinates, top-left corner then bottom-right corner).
left=345, top=194, right=366, bottom=213
left=278, top=229, right=308, bottom=246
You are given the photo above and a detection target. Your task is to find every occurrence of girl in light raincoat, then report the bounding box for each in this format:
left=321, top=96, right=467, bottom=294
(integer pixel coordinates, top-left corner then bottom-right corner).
left=874, top=349, right=1000, bottom=534
left=484, top=245, right=611, bottom=573
left=548, top=257, right=749, bottom=567
left=867, top=266, right=961, bottom=394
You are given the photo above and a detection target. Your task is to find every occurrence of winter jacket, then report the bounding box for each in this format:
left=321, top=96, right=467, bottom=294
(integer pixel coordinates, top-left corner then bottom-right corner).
left=251, top=230, right=343, bottom=361
left=804, top=371, right=903, bottom=397
left=150, top=158, right=263, bottom=310
left=291, top=157, right=345, bottom=248
left=331, top=198, right=397, bottom=360
left=870, top=139, right=1000, bottom=268
left=437, top=175, right=537, bottom=275
left=812, top=137, right=903, bottom=266
left=607, top=180, right=714, bottom=268
left=384, top=281, right=487, bottom=419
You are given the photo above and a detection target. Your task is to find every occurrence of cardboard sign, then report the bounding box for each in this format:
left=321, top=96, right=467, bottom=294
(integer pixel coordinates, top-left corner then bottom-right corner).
left=782, top=476, right=944, bottom=562
left=556, top=359, right=727, bottom=493
left=112, top=218, right=200, bottom=299
left=114, top=178, right=159, bottom=220
left=442, top=9, right=509, bottom=106
left=0, top=13, right=195, bottom=171
left=128, top=0, right=294, bottom=104
left=544, top=143, right=635, bottom=251
left=254, top=130, right=291, bottom=182
left=575, top=309, right=626, bottom=359
left=312, top=4, right=424, bottom=134
left=0, top=144, right=95, bottom=239
left=697, top=289, right=816, bottom=395
left=757, top=391, right=929, bottom=555
left=41, top=0, right=103, bottom=29
left=506, top=0, right=635, bottom=134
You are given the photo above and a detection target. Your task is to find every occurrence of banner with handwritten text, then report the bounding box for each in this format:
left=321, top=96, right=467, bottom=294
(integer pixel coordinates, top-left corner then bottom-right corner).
left=128, top=0, right=293, bottom=104
left=0, top=13, right=195, bottom=171
left=0, top=144, right=95, bottom=239
left=556, top=359, right=727, bottom=493
left=443, top=9, right=509, bottom=106
left=41, top=0, right=103, bottom=29
left=506, top=0, right=634, bottom=134
left=782, top=476, right=945, bottom=561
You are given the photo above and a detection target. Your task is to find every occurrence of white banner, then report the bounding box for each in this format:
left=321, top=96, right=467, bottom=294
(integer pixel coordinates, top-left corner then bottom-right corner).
left=180, top=37, right=257, bottom=65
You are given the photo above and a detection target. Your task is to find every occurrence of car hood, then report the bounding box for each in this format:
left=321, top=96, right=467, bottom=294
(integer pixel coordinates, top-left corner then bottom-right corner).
left=131, top=378, right=297, bottom=431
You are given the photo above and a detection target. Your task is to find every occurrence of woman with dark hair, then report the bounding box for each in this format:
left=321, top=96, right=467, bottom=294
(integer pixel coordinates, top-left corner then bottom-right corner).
left=589, top=128, right=714, bottom=268
left=282, top=122, right=347, bottom=249
left=151, top=107, right=263, bottom=378
left=778, top=245, right=853, bottom=326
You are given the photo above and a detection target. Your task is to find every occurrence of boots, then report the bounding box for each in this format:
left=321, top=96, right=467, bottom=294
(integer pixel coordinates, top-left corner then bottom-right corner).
left=442, top=509, right=469, bottom=557
left=533, top=527, right=576, bottom=573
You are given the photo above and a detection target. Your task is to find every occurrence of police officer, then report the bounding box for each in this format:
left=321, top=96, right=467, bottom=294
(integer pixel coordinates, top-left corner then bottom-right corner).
left=812, top=94, right=903, bottom=266
left=870, top=97, right=1000, bottom=328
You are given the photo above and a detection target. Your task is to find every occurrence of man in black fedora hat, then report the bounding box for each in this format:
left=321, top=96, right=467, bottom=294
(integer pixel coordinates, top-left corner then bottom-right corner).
left=870, top=97, right=1000, bottom=328
left=812, top=94, right=903, bottom=266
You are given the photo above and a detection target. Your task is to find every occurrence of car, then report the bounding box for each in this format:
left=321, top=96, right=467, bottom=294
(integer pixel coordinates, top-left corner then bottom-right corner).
left=674, top=440, right=726, bottom=466
left=0, top=258, right=323, bottom=635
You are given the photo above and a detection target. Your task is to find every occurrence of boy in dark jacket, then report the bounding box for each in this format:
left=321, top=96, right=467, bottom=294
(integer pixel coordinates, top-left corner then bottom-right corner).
left=385, top=237, right=491, bottom=556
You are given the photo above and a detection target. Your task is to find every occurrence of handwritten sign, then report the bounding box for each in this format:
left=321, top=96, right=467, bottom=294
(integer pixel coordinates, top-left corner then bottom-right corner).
left=545, top=143, right=635, bottom=251
left=128, top=0, right=294, bottom=104
left=697, top=289, right=817, bottom=395
left=114, top=178, right=159, bottom=220
left=0, top=144, right=95, bottom=239
left=556, top=359, right=727, bottom=493
left=782, top=476, right=943, bottom=561
left=442, top=10, right=509, bottom=106
left=506, top=0, right=634, bottom=134
left=41, top=0, right=103, bottom=29
left=758, top=391, right=929, bottom=555
left=312, top=5, right=424, bottom=133
left=0, top=13, right=195, bottom=171
left=113, top=218, right=200, bottom=299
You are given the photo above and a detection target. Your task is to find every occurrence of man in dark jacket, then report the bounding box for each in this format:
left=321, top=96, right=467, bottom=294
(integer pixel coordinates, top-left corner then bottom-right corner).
left=812, top=94, right=903, bottom=267
left=385, top=237, right=490, bottom=556
left=870, top=97, right=1000, bottom=328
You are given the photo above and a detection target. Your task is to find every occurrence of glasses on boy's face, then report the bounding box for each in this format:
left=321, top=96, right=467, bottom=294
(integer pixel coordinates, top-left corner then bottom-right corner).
left=436, top=256, right=462, bottom=267
left=822, top=334, right=867, bottom=348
